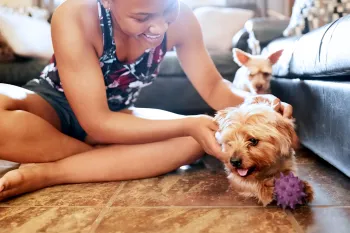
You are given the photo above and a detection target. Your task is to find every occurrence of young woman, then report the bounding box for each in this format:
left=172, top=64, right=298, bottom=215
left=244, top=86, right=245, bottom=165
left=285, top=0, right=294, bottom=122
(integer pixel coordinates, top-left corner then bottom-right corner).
left=0, top=0, right=292, bottom=200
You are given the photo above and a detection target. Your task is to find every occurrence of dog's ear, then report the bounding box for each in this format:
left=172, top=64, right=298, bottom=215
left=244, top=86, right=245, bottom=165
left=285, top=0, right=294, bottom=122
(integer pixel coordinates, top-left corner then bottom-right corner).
left=268, top=49, right=284, bottom=65
left=276, top=116, right=300, bottom=155
left=213, top=110, right=228, bottom=144
left=232, top=48, right=251, bottom=66
left=214, top=109, right=229, bottom=126
left=214, top=107, right=236, bottom=130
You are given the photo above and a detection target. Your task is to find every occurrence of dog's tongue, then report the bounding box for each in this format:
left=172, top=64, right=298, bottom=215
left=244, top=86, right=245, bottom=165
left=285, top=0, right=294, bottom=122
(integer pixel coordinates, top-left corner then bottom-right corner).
left=237, top=168, right=249, bottom=177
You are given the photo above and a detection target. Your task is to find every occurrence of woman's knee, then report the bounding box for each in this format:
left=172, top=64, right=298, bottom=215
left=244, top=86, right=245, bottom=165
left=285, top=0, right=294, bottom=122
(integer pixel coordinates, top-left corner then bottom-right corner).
left=0, top=94, right=53, bottom=145
left=0, top=94, right=20, bottom=133
left=0, top=86, right=61, bottom=130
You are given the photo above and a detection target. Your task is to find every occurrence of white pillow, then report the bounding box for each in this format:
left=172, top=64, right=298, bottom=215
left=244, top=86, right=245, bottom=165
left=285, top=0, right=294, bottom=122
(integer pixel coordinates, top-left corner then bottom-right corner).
left=193, top=7, right=254, bottom=51
left=0, top=11, right=53, bottom=59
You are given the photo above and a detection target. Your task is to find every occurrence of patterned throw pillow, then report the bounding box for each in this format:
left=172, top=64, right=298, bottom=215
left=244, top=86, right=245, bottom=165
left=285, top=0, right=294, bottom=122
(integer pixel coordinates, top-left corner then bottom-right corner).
left=283, top=0, right=350, bottom=36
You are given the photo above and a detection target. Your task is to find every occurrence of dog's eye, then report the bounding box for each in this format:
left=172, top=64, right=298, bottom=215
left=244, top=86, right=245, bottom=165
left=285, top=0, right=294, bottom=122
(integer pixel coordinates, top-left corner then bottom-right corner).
left=249, top=138, right=259, bottom=146
left=263, top=72, right=270, bottom=78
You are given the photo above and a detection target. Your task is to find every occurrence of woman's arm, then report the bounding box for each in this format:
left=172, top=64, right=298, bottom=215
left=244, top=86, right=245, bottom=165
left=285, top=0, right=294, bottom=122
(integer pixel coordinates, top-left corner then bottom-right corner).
left=51, top=2, right=196, bottom=145
left=170, top=3, right=250, bottom=111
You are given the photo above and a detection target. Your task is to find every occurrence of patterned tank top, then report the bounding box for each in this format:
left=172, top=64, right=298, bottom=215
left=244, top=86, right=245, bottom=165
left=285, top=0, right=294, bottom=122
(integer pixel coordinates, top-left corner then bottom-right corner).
left=40, top=0, right=167, bottom=111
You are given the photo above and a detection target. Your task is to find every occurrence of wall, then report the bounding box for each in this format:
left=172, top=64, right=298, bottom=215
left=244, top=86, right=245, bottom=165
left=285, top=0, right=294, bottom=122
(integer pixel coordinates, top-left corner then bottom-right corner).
left=268, top=0, right=294, bottom=18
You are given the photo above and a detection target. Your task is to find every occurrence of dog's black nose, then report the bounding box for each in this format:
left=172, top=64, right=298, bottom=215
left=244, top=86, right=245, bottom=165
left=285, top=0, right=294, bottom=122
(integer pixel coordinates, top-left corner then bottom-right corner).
left=256, top=84, right=263, bottom=90
left=230, top=157, right=242, bottom=168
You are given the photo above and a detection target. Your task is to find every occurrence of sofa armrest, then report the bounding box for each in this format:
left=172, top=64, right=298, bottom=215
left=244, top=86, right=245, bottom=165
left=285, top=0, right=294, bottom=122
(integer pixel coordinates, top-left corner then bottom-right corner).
left=244, top=18, right=290, bottom=44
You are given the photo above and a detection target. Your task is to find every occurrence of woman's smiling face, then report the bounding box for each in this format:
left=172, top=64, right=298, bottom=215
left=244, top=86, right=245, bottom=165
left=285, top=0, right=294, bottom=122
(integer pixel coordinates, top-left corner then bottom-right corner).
left=106, top=0, right=180, bottom=48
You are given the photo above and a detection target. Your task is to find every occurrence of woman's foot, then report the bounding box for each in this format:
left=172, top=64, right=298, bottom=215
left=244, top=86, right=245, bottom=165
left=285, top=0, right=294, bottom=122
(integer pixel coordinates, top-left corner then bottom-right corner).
left=0, top=163, right=53, bottom=201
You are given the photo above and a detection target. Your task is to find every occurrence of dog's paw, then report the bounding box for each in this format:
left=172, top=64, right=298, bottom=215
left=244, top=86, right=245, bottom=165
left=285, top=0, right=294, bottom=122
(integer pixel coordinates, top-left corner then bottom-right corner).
left=260, top=188, right=274, bottom=207
left=259, top=179, right=275, bottom=207
left=238, top=191, right=255, bottom=198
left=302, top=180, right=314, bottom=203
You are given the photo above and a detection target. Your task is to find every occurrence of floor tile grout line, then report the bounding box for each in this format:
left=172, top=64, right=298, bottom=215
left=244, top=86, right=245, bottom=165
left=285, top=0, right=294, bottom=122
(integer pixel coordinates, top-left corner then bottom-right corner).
left=285, top=210, right=304, bottom=233
left=0, top=205, right=111, bottom=208
left=87, top=205, right=350, bottom=209
left=309, top=205, right=350, bottom=208
left=88, top=182, right=126, bottom=233
left=83, top=206, right=282, bottom=209
left=1, top=205, right=349, bottom=208
left=0, top=205, right=267, bottom=209
left=104, top=182, right=127, bottom=207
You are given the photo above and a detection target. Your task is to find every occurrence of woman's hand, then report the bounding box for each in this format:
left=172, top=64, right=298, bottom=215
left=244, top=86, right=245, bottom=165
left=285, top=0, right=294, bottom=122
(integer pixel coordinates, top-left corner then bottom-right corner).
left=183, top=115, right=227, bottom=160
left=244, top=94, right=293, bottom=118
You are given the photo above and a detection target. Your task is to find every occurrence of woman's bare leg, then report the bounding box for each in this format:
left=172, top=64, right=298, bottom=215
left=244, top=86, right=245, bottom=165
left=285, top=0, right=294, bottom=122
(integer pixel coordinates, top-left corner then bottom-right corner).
left=0, top=106, right=204, bottom=201
left=0, top=84, right=93, bottom=163
left=0, top=136, right=203, bottom=201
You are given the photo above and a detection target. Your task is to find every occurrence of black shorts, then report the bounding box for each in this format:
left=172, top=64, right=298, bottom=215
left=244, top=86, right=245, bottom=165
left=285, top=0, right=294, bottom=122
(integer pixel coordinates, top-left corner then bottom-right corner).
left=22, top=78, right=87, bottom=141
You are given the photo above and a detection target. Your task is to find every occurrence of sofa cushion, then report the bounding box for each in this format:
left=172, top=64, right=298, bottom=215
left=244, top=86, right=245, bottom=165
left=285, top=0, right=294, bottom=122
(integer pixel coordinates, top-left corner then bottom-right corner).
left=263, top=15, right=350, bottom=80
left=290, top=15, right=350, bottom=80
left=159, top=50, right=239, bottom=78
left=0, top=58, right=48, bottom=86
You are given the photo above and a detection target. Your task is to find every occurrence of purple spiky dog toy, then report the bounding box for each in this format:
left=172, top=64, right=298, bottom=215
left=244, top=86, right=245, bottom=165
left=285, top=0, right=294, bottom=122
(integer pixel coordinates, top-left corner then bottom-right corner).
left=274, top=172, right=307, bottom=209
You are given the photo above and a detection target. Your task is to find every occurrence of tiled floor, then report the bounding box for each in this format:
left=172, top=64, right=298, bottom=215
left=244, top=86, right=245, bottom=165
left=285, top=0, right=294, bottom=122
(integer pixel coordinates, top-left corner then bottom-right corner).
left=0, top=149, right=349, bottom=233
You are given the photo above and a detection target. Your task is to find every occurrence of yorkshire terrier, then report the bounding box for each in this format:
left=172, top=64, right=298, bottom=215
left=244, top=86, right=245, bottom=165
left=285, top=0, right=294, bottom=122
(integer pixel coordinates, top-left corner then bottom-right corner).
left=213, top=101, right=314, bottom=206
left=232, top=48, right=283, bottom=94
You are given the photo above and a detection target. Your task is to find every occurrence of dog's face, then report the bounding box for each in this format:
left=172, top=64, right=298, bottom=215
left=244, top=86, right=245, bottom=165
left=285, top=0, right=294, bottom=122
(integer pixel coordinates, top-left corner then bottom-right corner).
left=233, top=49, right=283, bottom=94
left=214, top=103, right=298, bottom=181
left=246, top=60, right=272, bottom=94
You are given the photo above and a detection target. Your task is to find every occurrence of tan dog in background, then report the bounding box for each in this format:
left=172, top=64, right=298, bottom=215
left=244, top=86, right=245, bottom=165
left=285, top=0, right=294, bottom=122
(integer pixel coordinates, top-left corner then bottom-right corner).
left=232, top=48, right=283, bottom=94
left=214, top=101, right=314, bottom=206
